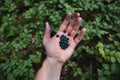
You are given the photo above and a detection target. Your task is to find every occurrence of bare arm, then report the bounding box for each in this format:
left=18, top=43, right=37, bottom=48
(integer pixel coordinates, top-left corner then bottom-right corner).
left=34, top=57, right=63, bottom=80
left=34, top=12, right=86, bottom=80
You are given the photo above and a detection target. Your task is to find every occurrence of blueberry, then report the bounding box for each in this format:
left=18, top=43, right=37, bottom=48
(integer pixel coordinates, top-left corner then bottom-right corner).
left=63, top=30, right=66, bottom=33
left=63, top=40, right=68, bottom=44
left=59, top=34, right=70, bottom=50
left=68, top=33, right=71, bottom=36
left=66, top=44, right=69, bottom=47
left=67, top=38, right=69, bottom=40
left=56, top=34, right=59, bottom=37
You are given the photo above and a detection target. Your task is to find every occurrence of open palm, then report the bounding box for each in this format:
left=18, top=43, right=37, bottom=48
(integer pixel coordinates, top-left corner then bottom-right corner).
left=43, top=12, right=86, bottom=63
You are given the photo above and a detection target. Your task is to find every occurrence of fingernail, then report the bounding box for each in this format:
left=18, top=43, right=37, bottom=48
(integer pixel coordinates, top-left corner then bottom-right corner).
left=82, top=28, right=87, bottom=32
left=74, top=12, right=80, bottom=18
left=66, top=13, right=72, bottom=20
left=46, top=22, right=48, bottom=25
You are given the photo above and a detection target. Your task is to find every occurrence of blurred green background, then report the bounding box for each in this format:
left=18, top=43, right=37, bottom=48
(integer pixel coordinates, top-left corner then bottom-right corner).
left=0, top=0, right=120, bottom=80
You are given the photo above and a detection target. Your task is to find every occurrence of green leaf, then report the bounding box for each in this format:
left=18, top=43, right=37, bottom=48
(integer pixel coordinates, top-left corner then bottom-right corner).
left=103, top=64, right=109, bottom=70
left=111, top=57, right=116, bottom=63
left=104, top=70, right=111, bottom=75
left=98, top=77, right=107, bottom=80
left=97, top=69, right=103, bottom=76
left=117, top=58, right=120, bottom=63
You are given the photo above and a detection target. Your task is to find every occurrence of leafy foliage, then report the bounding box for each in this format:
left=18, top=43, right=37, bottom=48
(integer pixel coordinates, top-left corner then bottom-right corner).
left=0, top=0, right=120, bottom=80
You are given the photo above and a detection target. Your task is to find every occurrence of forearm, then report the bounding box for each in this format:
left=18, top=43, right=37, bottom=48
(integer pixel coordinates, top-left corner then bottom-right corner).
left=34, top=56, right=63, bottom=80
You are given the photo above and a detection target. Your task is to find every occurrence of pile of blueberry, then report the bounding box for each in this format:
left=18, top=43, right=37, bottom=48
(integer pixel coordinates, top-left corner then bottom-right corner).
left=59, top=34, right=69, bottom=50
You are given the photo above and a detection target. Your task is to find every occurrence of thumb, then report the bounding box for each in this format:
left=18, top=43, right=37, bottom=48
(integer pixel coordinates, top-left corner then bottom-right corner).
left=43, top=22, right=51, bottom=43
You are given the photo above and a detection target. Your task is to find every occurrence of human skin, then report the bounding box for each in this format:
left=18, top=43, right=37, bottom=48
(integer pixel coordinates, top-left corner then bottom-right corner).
left=34, top=12, right=86, bottom=80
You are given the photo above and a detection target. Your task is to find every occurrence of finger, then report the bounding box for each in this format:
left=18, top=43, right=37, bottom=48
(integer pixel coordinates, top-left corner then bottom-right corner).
left=74, top=28, right=86, bottom=46
left=43, top=22, right=51, bottom=42
left=66, top=13, right=80, bottom=34
left=58, top=12, right=72, bottom=32
left=71, top=17, right=82, bottom=37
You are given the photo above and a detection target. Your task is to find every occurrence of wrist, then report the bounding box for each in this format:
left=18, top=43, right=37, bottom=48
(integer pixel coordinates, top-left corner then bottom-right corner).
left=45, top=56, right=64, bottom=67
left=34, top=56, right=63, bottom=80
left=36, top=56, right=63, bottom=80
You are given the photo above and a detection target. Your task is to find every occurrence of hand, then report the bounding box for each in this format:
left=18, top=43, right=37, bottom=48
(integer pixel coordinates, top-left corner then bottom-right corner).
left=43, top=12, right=86, bottom=64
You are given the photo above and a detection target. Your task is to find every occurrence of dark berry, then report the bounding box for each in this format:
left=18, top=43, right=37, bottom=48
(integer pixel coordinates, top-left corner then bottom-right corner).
left=68, top=33, right=71, bottom=36
left=56, top=34, right=59, bottom=37
left=59, top=34, right=70, bottom=50
left=63, top=30, right=66, bottom=33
